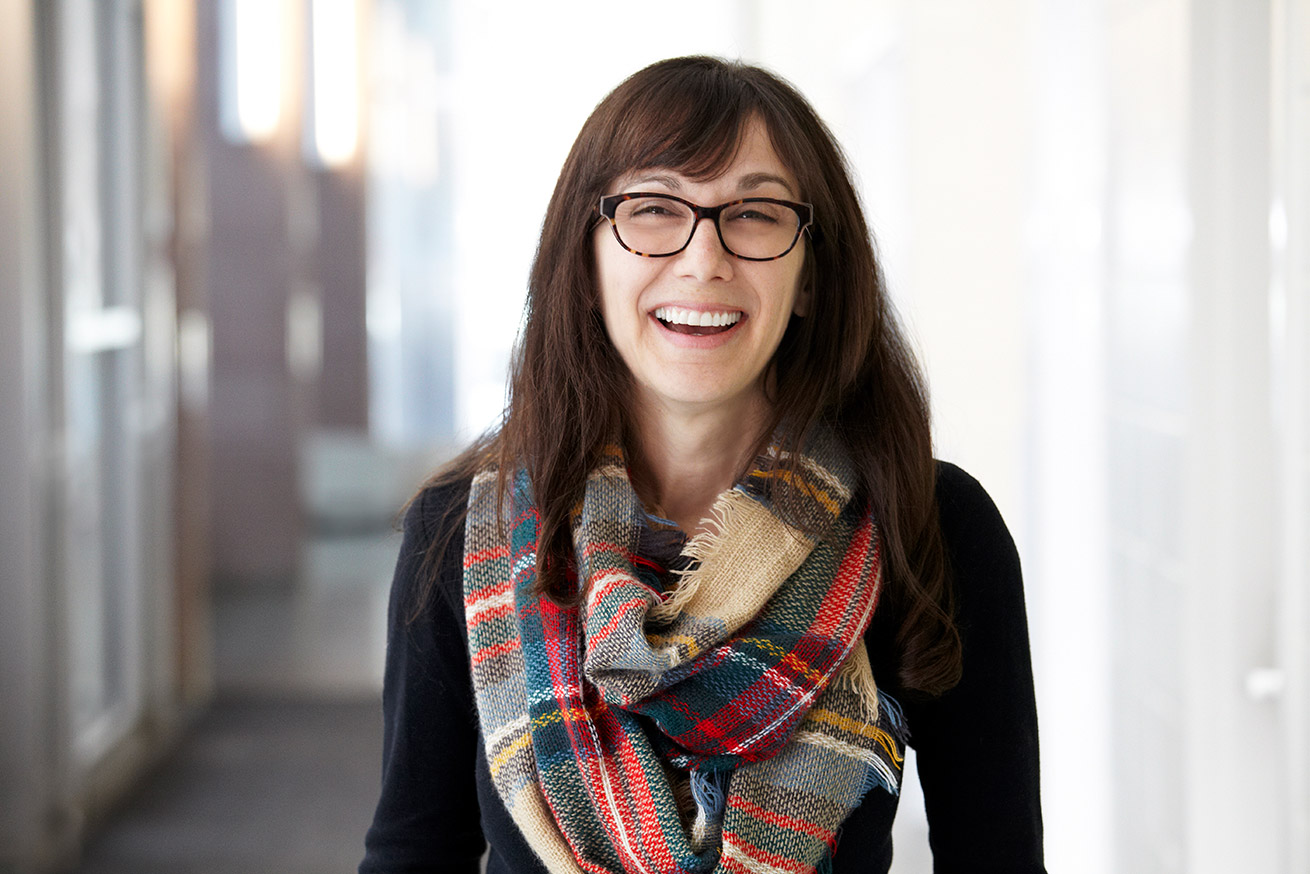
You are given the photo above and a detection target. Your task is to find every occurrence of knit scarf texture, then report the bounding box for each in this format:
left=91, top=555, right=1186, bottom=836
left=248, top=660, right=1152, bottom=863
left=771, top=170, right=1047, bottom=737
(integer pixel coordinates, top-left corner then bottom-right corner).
left=462, top=429, right=907, bottom=874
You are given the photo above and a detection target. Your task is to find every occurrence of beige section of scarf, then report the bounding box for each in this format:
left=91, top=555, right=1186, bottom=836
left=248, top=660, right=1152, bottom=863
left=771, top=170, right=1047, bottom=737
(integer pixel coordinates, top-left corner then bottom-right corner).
left=648, top=488, right=813, bottom=628
left=508, top=784, right=590, bottom=874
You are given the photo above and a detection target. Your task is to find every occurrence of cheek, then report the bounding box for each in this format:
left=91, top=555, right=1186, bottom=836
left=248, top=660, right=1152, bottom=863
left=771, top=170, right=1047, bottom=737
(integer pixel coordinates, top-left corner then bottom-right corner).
left=593, top=238, right=623, bottom=331
left=595, top=242, right=660, bottom=323
left=593, top=255, right=644, bottom=349
left=773, top=258, right=809, bottom=320
left=791, top=271, right=811, bottom=317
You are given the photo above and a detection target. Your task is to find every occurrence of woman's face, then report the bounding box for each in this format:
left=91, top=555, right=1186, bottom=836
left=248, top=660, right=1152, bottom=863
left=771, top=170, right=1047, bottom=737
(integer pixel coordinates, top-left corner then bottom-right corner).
left=593, top=119, right=808, bottom=421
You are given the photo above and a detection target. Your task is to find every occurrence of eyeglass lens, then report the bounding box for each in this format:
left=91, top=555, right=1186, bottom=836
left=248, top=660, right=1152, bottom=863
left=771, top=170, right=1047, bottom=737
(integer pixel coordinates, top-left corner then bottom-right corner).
left=612, top=196, right=802, bottom=259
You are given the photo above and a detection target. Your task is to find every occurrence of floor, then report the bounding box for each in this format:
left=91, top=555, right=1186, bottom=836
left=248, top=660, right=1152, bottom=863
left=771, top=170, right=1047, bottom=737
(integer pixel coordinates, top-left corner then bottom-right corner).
left=74, top=696, right=383, bottom=874
left=73, top=529, right=401, bottom=874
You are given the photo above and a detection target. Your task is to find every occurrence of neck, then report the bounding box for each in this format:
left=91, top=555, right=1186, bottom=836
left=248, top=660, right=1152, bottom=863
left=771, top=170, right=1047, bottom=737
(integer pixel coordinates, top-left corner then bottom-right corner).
left=628, top=394, right=772, bottom=535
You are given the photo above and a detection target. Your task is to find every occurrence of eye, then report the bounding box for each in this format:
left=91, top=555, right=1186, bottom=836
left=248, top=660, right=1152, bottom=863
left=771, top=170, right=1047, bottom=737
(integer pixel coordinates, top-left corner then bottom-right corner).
left=617, top=196, right=691, bottom=225
left=632, top=202, right=678, bottom=217
left=724, top=201, right=786, bottom=225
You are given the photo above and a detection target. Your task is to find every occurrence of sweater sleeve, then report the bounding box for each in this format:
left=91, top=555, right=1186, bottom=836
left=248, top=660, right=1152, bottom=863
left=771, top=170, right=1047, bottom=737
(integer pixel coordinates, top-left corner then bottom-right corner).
left=901, top=462, right=1046, bottom=872
left=359, top=481, right=485, bottom=874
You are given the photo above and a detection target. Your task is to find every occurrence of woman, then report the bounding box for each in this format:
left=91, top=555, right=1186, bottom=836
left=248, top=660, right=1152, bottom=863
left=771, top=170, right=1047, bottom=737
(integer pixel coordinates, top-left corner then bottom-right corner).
left=360, top=56, right=1044, bottom=874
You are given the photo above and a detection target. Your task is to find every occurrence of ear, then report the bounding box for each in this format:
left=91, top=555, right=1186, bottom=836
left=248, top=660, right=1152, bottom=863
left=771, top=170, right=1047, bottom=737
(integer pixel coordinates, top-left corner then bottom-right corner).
left=792, top=283, right=812, bottom=318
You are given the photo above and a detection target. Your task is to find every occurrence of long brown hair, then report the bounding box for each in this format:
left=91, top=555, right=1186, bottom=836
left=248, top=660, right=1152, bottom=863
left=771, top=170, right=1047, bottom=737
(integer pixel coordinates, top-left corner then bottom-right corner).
left=422, top=56, right=961, bottom=696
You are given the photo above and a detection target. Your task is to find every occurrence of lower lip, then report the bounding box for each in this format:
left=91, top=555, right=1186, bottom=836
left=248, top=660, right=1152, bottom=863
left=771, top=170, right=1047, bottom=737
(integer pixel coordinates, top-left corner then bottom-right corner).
left=650, top=314, right=746, bottom=348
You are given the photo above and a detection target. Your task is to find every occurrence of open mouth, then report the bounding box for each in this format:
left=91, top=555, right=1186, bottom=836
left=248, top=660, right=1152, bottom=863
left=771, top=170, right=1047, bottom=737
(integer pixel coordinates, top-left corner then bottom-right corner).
left=652, top=306, right=743, bottom=336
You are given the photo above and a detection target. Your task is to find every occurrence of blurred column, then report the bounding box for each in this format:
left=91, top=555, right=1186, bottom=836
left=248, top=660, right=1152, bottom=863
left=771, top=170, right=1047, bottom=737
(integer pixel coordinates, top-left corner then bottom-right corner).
left=0, top=3, right=63, bottom=869
left=200, top=0, right=370, bottom=588
left=368, top=0, right=456, bottom=447
left=315, top=165, right=369, bottom=430
left=146, top=0, right=214, bottom=705
left=201, top=0, right=307, bottom=587
left=311, top=0, right=369, bottom=430
left=1272, top=1, right=1310, bottom=868
left=1183, top=1, right=1279, bottom=871
left=901, top=0, right=1033, bottom=522
left=1102, top=3, right=1197, bottom=870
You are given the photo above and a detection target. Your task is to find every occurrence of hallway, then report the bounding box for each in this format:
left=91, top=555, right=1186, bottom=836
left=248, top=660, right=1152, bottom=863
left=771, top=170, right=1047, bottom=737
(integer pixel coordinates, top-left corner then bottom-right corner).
left=74, top=529, right=399, bottom=874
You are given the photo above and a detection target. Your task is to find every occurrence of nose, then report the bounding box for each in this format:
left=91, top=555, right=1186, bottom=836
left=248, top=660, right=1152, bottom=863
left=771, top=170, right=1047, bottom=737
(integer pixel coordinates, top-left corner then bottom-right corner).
left=676, top=215, right=734, bottom=281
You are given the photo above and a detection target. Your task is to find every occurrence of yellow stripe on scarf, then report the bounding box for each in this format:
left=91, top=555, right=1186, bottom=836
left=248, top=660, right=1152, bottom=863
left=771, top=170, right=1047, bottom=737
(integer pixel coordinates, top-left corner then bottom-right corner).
left=748, top=467, right=842, bottom=517
left=491, top=706, right=597, bottom=777
left=489, top=732, right=533, bottom=777
left=738, top=636, right=830, bottom=684
left=644, top=631, right=704, bottom=660
left=805, top=708, right=904, bottom=765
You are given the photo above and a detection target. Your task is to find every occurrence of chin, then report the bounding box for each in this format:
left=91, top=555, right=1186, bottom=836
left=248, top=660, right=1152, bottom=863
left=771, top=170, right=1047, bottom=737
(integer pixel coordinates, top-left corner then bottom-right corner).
left=644, top=379, right=762, bottom=414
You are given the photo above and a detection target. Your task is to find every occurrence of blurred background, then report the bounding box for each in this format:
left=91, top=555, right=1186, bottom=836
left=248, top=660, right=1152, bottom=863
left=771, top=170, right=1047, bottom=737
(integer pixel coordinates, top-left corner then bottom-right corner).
left=0, top=0, right=1305, bottom=872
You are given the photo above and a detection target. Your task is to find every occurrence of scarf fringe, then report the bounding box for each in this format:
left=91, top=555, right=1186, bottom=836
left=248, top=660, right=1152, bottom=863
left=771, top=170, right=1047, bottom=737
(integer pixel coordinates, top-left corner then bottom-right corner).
left=649, top=488, right=751, bottom=623
left=877, top=688, right=908, bottom=743
left=688, top=768, right=730, bottom=850
left=833, top=643, right=882, bottom=724
left=854, top=691, right=910, bottom=797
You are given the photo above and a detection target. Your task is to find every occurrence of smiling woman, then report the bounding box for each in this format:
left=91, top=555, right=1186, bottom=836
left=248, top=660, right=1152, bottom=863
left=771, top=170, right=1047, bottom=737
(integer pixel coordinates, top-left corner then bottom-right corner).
left=359, top=56, right=1046, bottom=874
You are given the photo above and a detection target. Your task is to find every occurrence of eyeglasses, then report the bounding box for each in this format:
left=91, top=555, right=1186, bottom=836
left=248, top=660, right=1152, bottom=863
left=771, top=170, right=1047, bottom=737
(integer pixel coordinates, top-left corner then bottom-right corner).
left=597, top=192, right=814, bottom=262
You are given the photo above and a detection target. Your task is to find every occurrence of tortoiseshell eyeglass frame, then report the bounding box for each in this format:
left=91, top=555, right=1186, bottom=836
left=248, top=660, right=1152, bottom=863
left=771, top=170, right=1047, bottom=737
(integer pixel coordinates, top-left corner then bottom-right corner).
left=596, top=192, right=815, bottom=262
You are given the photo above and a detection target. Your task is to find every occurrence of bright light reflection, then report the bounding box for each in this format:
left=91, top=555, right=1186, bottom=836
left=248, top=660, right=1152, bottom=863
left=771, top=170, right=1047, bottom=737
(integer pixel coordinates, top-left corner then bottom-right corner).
left=234, top=0, right=281, bottom=141
left=312, top=0, right=359, bottom=167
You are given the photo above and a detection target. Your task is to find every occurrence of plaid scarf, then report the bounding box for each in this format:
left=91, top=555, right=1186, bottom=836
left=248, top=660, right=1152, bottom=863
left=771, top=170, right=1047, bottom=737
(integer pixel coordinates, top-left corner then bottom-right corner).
left=463, top=430, right=907, bottom=874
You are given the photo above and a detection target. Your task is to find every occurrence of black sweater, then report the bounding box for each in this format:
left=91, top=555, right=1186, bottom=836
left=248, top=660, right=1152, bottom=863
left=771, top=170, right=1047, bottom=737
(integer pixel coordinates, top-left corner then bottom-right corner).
left=359, top=462, right=1045, bottom=873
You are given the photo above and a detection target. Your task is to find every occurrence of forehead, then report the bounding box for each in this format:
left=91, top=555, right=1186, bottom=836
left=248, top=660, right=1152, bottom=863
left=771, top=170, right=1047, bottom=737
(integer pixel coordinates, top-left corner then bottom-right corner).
left=612, top=119, right=800, bottom=197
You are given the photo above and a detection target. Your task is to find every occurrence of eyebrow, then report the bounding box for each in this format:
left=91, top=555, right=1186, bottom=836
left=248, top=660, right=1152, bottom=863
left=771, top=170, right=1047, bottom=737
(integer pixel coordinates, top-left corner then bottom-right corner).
left=628, top=173, right=683, bottom=190
left=624, top=171, right=798, bottom=198
left=736, top=172, right=797, bottom=197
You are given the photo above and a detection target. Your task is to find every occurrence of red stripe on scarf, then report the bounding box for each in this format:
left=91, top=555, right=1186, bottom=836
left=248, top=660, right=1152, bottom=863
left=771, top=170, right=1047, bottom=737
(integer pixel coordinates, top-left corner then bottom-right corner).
left=587, top=568, right=660, bottom=607
left=727, top=795, right=837, bottom=847
left=464, top=576, right=513, bottom=608
left=470, top=637, right=521, bottom=667
left=562, top=708, right=655, bottom=874
left=721, top=832, right=814, bottom=874
left=466, top=601, right=514, bottom=629
left=670, top=635, right=837, bottom=757
left=586, top=598, right=649, bottom=654
left=463, top=543, right=510, bottom=569
left=607, top=710, right=684, bottom=872
left=810, top=515, right=877, bottom=637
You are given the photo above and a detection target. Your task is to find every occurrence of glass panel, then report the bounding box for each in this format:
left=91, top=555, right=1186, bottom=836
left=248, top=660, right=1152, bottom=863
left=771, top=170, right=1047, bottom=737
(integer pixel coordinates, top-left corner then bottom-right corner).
left=61, top=0, right=111, bottom=751
left=59, top=0, right=147, bottom=766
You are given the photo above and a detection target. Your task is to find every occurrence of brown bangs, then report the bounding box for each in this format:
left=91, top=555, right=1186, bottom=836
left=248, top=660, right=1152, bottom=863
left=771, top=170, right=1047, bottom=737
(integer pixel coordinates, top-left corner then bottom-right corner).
left=580, top=59, right=790, bottom=195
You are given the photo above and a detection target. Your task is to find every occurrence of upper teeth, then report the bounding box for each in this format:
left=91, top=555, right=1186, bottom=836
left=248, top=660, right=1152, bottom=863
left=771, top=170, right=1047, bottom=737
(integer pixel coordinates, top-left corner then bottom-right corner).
left=653, top=307, right=742, bottom=328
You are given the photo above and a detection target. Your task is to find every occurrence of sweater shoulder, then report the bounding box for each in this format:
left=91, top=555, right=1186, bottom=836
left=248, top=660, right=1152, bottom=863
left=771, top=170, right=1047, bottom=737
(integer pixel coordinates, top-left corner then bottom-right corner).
left=929, top=460, right=1027, bottom=658
left=933, top=459, right=1001, bottom=525
left=394, top=474, right=474, bottom=623
left=933, top=459, right=1019, bottom=569
left=403, top=475, right=473, bottom=545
